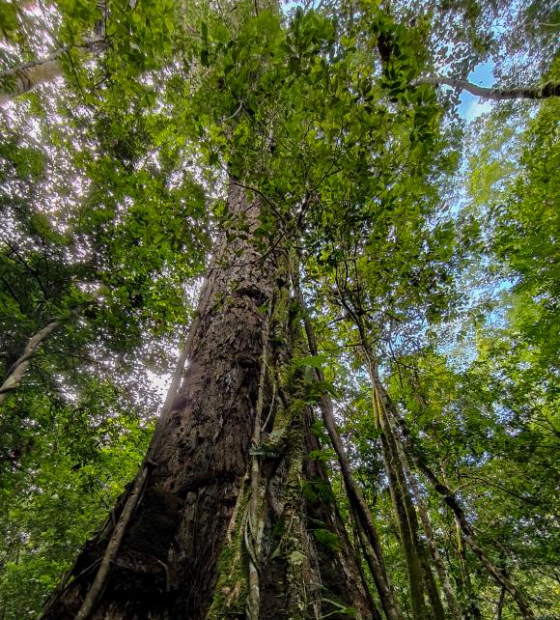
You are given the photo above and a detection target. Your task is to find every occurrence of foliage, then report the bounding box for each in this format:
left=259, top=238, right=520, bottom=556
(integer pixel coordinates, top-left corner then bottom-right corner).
left=0, top=0, right=558, bottom=618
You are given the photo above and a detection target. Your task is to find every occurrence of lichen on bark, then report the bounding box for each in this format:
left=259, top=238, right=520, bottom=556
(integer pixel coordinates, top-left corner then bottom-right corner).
left=206, top=478, right=251, bottom=620
left=40, top=187, right=375, bottom=620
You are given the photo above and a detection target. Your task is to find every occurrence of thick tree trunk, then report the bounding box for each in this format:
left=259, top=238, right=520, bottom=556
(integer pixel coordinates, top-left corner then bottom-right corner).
left=42, top=180, right=274, bottom=620
left=41, top=181, right=376, bottom=620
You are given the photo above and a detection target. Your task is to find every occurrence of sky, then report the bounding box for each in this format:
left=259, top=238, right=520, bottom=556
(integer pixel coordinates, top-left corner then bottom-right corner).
left=281, top=2, right=498, bottom=123
left=458, top=60, right=496, bottom=121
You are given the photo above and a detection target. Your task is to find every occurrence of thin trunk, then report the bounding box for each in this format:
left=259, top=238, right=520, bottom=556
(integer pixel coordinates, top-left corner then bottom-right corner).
left=376, top=385, right=461, bottom=620
left=74, top=465, right=152, bottom=620
left=369, top=376, right=429, bottom=620
left=293, top=274, right=403, bottom=620
left=389, top=415, right=463, bottom=620
left=395, top=414, right=536, bottom=620
left=363, top=346, right=447, bottom=620
left=71, top=338, right=193, bottom=619
left=496, top=584, right=506, bottom=620
left=0, top=310, right=79, bottom=406
left=495, top=557, right=507, bottom=620
left=419, top=76, right=560, bottom=100
left=417, top=543, right=447, bottom=620
left=352, top=511, right=385, bottom=620
left=0, top=37, right=104, bottom=105
left=455, top=523, right=483, bottom=620
left=334, top=291, right=442, bottom=620
left=245, top=303, right=271, bottom=620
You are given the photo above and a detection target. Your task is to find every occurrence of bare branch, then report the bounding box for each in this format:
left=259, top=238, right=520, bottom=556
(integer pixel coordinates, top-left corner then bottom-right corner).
left=419, top=76, right=560, bottom=101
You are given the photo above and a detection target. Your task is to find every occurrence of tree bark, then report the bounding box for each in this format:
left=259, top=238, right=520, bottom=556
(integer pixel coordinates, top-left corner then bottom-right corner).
left=41, top=180, right=277, bottom=620
left=41, top=181, right=376, bottom=620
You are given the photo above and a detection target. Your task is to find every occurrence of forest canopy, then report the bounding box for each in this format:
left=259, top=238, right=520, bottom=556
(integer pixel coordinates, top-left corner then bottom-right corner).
left=0, top=1, right=558, bottom=620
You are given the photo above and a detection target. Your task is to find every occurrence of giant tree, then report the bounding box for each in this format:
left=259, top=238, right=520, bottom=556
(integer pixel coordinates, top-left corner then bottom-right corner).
left=0, top=0, right=558, bottom=619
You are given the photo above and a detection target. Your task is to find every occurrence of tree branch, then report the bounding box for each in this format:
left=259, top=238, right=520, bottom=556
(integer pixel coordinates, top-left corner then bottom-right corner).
left=419, top=76, right=560, bottom=101
left=0, top=36, right=104, bottom=104
left=74, top=464, right=152, bottom=620
left=0, top=317, right=64, bottom=405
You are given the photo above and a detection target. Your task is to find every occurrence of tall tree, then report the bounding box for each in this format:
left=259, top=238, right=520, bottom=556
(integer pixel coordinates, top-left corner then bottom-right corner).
left=0, top=0, right=557, bottom=619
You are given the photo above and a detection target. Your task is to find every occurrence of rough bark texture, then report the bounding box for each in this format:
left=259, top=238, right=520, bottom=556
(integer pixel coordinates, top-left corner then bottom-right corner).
left=41, top=182, right=376, bottom=620
left=42, top=181, right=276, bottom=620
left=207, top=277, right=376, bottom=620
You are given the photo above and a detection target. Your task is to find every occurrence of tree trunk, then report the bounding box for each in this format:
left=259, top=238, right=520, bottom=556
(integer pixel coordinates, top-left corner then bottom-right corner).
left=0, top=37, right=104, bottom=105
left=40, top=181, right=376, bottom=620
left=0, top=310, right=80, bottom=406
left=293, top=274, right=403, bottom=620
left=373, top=382, right=460, bottom=620
left=394, top=413, right=536, bottom=620
left=334, top=291, right=447, bottom=620
left=371, top=381, right=429, bottom=620
left=367, top=357, right=448, bottom=620
left=388, top=416, right=463, bottom=620
left=454, top=523, right=483, bottom=620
